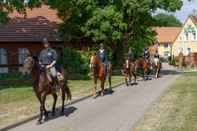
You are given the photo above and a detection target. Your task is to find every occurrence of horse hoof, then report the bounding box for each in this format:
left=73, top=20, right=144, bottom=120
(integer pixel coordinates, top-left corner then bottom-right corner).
left=52, top=112, right=56, bottom=116
left=37, top=120, right=42, bottom=125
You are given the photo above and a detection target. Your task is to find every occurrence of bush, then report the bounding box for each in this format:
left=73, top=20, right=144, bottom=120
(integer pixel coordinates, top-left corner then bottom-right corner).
left=60, top=48, right=90, bottom=79
left=170, top=57, right=177, bottom=66
left=0, top=72, right=28, bottom=80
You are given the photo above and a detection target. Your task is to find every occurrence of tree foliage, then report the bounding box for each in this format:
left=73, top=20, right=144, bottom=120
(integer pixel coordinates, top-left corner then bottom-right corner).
left=0, top=0, right=186, bottom=52
left=153, top=13, right=182, bottom=27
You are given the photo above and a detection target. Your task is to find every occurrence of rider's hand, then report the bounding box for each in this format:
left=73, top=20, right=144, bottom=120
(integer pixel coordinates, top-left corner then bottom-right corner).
left=46, top=65, right=52, bottom=69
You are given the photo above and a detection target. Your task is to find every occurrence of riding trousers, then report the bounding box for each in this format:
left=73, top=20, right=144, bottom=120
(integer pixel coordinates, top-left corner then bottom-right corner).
left=46, top=66, right=57, bottom=82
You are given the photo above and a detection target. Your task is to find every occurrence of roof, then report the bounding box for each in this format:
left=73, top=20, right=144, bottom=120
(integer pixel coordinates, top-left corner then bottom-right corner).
left=190, top=15, right=197, bottom=27
left=0, top=5, right=62, bottom=42
left=154, top=27, right=182, bottom=44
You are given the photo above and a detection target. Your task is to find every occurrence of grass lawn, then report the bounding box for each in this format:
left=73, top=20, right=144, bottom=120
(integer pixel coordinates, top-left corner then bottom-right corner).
left=0, top=75, right=123, bottom=128
left=134, top=72, right=197, bottom=131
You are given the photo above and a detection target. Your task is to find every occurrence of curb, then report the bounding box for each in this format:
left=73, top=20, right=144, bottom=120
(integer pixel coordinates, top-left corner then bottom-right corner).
left=0, top=82, right=124, bottom=131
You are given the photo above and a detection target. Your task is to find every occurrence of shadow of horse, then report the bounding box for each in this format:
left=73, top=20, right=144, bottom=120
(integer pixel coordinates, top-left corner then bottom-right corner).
left=42, top=106, right=77, bottom=124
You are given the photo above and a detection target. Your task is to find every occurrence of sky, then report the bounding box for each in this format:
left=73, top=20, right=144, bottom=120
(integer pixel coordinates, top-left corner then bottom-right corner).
left=174, top=0, right=197, bottom=22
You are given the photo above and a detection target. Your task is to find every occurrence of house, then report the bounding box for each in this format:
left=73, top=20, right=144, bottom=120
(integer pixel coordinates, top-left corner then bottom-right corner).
left=152, top=27, right=181, bottom=59
left=0, top=5, right=63, bottom=73
left=172, top=15, right=197, bottom=57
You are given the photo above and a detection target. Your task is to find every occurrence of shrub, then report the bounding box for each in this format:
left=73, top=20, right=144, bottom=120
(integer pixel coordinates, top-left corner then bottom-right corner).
left=60, top=48, right=90, bottom=79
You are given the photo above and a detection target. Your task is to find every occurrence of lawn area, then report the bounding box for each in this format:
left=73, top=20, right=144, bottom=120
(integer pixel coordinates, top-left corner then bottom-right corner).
left=134, top=72, right=197, bottom=131
left=0, top=75, right=124, bottom=129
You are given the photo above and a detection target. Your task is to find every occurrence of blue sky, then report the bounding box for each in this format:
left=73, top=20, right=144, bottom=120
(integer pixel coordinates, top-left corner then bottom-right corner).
left=174, top=0, right=197, bottom=22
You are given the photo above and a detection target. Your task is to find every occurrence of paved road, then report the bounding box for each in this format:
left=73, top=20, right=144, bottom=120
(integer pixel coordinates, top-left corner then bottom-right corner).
left=7, top=64, right=179, bottom=131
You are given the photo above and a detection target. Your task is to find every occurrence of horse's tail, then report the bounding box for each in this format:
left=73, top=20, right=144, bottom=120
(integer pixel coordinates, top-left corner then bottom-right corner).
left=64, top=80, right=72, bottom=100
left=65, top=82, right=72, bottom=101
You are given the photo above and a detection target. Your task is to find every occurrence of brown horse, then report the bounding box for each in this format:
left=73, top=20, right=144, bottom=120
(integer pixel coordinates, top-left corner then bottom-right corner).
left=23, top=56, right=72, bottom=124
left=90, top=53, right=112, bottom=97
left=122, top=59, right=137, bottom=86
left=135, top=58, right=151, bottom=80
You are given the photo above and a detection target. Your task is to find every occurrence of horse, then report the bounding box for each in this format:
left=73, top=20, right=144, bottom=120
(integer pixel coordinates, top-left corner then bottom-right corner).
left=23, top=56, right=72, bottom=124
left=135, top=57, right=151, bottom=80
left=90, top=53, right=112, bottom=98
left=150, top=57, right=162, bottom=78
left=122, top=58, right=137, bottom=86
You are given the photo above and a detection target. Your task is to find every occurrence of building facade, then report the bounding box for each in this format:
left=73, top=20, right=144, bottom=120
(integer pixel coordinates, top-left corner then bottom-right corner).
left=172, top=16, right=197, bottom=57
left=153, top=27, right=181, bottom=59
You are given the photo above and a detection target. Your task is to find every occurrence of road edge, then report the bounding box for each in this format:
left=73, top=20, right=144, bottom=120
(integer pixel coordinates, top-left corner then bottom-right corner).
left=0, top=82, right=124, bottom=131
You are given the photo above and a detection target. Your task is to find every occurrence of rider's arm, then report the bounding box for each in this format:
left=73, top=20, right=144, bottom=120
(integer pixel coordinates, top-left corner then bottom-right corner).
left=48, top=49, right=58, bottom=67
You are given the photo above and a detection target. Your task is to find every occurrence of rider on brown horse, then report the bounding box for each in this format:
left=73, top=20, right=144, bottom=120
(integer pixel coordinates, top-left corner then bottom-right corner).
left=96, top=43, right=108, bottom=75
left=39, top=38, right=59, bottom=89
left=143, top=47, right=150, bottom=62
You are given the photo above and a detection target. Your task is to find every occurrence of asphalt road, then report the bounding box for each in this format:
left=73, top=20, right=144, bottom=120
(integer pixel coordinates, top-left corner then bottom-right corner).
left=6, top=64, right=179, bottom=131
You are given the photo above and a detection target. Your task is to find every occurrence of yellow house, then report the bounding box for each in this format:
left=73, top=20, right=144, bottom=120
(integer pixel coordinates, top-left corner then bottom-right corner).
left=152, top=27, right=181, bottom=59
left=172, top=16, right=197, bottom=57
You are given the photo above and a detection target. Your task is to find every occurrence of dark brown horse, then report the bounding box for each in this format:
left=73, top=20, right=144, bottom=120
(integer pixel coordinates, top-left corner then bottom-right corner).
left=23, top=56, right=72, bottom=124
left=135, top=58, right=151, bottom=80
left=122, top=59, right=137, bottom=86
left=90, top=53, right=112, bottom=97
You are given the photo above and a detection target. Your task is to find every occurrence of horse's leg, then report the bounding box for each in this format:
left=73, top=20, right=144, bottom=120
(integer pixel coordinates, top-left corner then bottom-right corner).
left=129, top=73, right=131, bottom=85
left=36, top=94, right=43, bottom=124
left=125, top=74, right=129, bottom=86
left=108, top=74, right=112, bottom=90
left=93, top=77, right=97, bottom=98
left=38, top=93, right=47, bottom=123
left=101, top=78, right=105, bottom=96
left=61, top=83, right=66, bottom=113
left=52, top=93, right=58, bottom=116
left=132, top=71, right=137, bottom=84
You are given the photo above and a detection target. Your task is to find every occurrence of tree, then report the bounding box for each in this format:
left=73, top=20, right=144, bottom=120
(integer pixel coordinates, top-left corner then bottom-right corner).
left=153, top=13, right=182, bottom=27
left=0, top=0, right=41, bottom=25
left=0, top=0, right=187, bottom=53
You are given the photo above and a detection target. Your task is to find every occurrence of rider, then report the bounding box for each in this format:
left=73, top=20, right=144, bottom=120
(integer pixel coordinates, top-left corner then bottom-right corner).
left=143, top=47, right=150, bottom=62
left=128, top=47, right=134, bottom=62
left=39, top=38, right=58, bottom=87
left=154, top=50, right=160, bottom=65
left=97, top=43, right=108, bottom=74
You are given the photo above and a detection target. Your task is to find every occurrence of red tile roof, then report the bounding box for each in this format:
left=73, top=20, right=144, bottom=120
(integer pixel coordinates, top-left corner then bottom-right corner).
left=0, top=5, right=62, bottom=42
left=154, top=27, right=182, bottom=44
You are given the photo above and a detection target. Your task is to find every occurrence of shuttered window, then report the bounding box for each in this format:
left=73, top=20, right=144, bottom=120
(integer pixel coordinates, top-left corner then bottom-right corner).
left=0, top=48, right=8, bottom=73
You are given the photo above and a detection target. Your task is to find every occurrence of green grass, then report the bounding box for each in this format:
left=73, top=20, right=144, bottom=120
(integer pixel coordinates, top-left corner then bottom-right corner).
left=134, top=72, right=197, bottom=131
left=0, top=75, right=123, bottom=128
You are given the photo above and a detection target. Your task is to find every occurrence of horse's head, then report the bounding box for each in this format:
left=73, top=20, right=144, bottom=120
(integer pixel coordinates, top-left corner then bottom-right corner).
left=23, top=56, right=36, bottom=73
left=89, top=52, right=99, bottom=69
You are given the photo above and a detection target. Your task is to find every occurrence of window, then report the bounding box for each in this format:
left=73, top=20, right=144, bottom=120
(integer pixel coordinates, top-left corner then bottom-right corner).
left=193, top=32, right=196, bottom=40
left=18, top=48, right=30, bottom=64
left=185, top=33, right=189, bottom=40
left=188, top=48, right=191, bottom=54
left=0, top=48, right=8, bottom=73
left=164, top=44, right=169, bottom=48
left=164, top=51, right=169, bottom=57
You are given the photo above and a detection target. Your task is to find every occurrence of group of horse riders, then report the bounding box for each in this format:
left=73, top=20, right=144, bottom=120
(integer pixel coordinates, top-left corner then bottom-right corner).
left=37, top=38, right=110, bottom=90
left=23, top=38, right=161, bottom=123
left=37, top=37, right=160, bottom=88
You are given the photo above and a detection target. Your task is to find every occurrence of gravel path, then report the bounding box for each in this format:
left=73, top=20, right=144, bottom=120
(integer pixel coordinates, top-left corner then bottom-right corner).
left=6, top=64, right=179, bottom=131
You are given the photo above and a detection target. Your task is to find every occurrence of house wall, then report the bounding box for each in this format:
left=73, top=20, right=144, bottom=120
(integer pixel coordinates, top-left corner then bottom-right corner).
left=158, top=43, right=172, bottom=58
left=172, top=18, right=197, bottom=57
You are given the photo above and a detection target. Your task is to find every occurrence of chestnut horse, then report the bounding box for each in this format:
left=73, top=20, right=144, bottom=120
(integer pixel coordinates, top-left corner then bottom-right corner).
left=122, top=59, right=137, bottom=86
left=90, top=53, right=112, bottom=97
left=135, top=58, right=151, bottom=80
left=23, top=56, right=72, bottom=124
